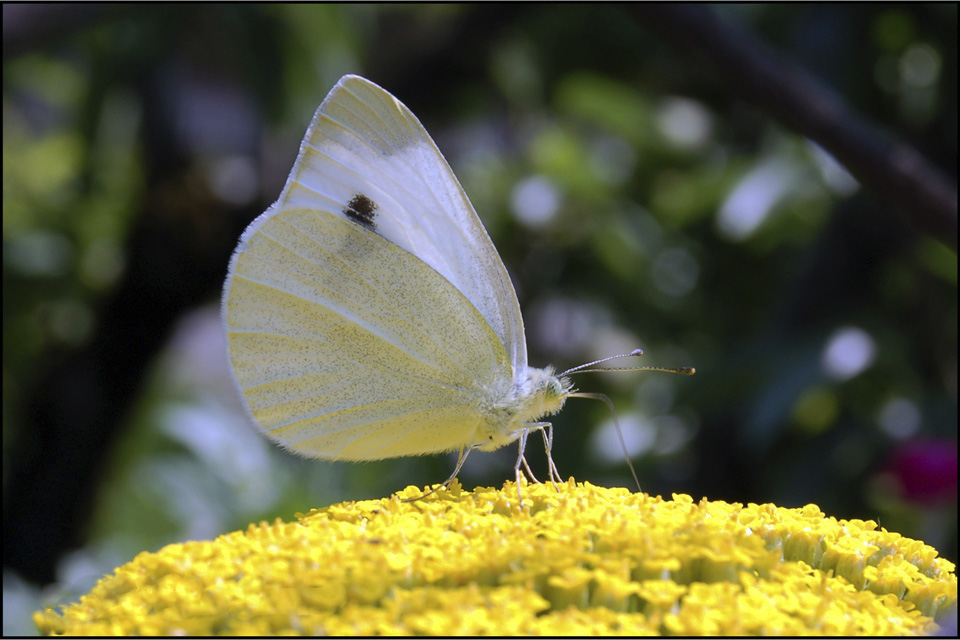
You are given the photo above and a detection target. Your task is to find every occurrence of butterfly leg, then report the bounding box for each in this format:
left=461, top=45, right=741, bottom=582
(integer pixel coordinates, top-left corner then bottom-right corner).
left=511, top=425, right=542, bottom=484
left=539, top=423, right=563, bottom=490
left=404, top=446, right=473, bottom=502
left=516, top=429, right=542, bottom=485
left=519, top=454, right=540, bottom=484
left=512, top=431, right=530, bottom=506
left=511, top=422, right=564, bottom=505
left=525, top=423, right=560, bottom=491
left=520, top=422, right=562, bottom=492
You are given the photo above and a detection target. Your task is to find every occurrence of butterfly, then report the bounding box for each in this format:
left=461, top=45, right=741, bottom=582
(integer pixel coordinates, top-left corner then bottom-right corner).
left=222, top=75, right=692, bottom=503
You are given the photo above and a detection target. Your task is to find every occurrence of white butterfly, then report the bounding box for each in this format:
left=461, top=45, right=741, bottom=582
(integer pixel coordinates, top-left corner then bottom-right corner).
left=222, top=75, right=691, bottom=502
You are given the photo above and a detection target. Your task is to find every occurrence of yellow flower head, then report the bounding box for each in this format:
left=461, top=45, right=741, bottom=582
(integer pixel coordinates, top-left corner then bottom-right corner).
left=35, top=480, right=956, bottom=635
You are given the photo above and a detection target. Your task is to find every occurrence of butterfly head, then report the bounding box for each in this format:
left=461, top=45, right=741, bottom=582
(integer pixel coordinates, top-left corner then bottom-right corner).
left=516, top=365, right=573, bottom=421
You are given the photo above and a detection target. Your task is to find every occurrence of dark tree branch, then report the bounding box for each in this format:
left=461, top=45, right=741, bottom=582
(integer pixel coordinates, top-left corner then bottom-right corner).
left=635, top=5, right=957, bottom=248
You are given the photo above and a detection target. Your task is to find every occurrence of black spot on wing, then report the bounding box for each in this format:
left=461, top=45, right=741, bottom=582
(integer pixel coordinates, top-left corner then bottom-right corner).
left=344, top=194, right=379, bottom=230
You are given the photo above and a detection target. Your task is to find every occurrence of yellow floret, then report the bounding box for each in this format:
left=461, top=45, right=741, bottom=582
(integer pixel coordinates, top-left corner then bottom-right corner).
left=34, top=480, right=956, bottom=636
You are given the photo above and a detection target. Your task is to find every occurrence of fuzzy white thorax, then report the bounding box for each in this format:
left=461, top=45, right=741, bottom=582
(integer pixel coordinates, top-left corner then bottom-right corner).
left=475, top=365, right=572, bottom=451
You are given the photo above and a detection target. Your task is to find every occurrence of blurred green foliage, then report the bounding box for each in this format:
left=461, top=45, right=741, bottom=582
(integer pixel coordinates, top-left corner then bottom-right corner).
left=3, top=4, right=956, bottom=634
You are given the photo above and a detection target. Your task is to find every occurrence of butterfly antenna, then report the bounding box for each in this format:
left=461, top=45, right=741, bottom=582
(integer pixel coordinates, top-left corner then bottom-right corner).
left=569, top=391, right=641, bottom=492
left=561, top=348, right=645, bottom=375
left=562, top=348, right=695, bottom=377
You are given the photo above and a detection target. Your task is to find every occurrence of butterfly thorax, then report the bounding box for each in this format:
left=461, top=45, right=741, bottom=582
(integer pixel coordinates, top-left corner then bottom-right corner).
left=474, top=366, right=572, bottom=452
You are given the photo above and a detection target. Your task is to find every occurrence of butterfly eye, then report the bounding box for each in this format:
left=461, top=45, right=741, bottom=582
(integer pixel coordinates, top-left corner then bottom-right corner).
left=546, top=378, right=567, bottom=399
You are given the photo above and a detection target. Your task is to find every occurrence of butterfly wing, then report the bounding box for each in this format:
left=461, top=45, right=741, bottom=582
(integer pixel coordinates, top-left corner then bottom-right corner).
left=278, top=75, right=528, bottom=371
left=223, top=205, right=514, bottom=460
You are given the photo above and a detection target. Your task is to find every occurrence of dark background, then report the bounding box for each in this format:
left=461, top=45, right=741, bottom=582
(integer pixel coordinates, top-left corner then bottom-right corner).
left=4, top=4, right=956, bottom=633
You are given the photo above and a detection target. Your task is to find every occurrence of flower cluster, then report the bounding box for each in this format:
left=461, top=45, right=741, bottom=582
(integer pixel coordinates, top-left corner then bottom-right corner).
left=35, top=480, right=956, bottom=635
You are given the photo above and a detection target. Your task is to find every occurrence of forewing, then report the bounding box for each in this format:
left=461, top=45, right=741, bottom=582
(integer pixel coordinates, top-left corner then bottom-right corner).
left=279, top=75, right=528, bottom=370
